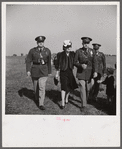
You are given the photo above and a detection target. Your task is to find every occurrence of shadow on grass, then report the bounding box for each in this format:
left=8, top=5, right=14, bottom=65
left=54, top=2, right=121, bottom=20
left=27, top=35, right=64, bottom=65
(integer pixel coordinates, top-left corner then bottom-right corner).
left=18, top=88, right=39, bottom=106
left=88, top=97, right=116, bottom=115
left=45, top=89, right=61, bottom=108
left=68, top=90, right=81, bottom=109
left=69, top=98, right=81, bottom=109
left=18, top=88, right=116, bottom=115
left=46, top=89, right=81, bottom=109
left=70, top=90, right=116, bottom=115
left=18, top=88, right=62, bottom=108
left=72, top=89, right=80, bottom=97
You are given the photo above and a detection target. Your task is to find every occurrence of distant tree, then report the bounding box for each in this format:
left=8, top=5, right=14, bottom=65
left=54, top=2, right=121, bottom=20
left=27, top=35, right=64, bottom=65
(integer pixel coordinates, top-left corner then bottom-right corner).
left=25, top=54, right=28, bottom=64
left=13, top=54, right=17, bottom=56
left=21, top=53, right=24, bottom=56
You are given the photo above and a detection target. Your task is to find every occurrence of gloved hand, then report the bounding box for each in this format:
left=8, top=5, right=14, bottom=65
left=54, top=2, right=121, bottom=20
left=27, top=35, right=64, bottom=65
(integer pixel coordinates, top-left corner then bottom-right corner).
left=97, top=80, right=102, bottom=83
left=93, top=72, right=98, bottom=78
left=27, top=71, right=31, bottom=77
left=81, top=64, right=87, bottom=69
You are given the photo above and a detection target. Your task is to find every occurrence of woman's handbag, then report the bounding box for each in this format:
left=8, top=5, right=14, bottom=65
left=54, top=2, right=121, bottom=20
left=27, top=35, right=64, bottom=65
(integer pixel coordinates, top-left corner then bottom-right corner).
left=54, top=77, right=59, bottom=86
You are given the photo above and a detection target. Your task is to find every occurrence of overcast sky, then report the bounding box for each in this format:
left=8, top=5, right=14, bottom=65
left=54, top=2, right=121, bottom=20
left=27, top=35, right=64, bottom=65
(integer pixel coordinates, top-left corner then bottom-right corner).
left=6, top=3, right=117, bottom=56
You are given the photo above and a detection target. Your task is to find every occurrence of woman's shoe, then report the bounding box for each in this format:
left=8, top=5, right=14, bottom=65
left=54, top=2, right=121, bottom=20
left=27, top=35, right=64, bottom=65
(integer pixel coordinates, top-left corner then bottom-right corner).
left=39, top=105, right=45, bottom=110
left=60, top=105, right=65, bottom=109
left=65, top=101, right=68, bottom=104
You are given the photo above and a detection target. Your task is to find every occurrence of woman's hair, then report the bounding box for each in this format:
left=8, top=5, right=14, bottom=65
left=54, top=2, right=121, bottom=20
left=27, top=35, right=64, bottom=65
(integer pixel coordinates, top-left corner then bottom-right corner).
left=63, top=45, right=72, bottom=51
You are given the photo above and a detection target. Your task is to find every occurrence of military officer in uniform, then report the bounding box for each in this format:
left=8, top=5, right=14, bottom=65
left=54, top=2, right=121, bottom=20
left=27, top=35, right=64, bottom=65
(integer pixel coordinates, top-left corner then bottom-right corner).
left=26, top=36, right=52, bottom=110
left=91, top=43, right=106, bottom=101
left=74, top=37, right=98, bottom=111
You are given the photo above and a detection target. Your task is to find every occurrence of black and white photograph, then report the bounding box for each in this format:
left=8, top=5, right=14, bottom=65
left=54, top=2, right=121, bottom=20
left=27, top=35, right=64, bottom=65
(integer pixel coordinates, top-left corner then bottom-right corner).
left=2, top=1, right=120, bottom=147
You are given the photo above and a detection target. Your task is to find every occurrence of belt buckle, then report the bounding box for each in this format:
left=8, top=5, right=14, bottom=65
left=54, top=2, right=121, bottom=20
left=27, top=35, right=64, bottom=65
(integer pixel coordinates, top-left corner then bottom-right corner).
left=38, top=59, right=41, bottom=63
left=41, top=59, right=45, bottom=65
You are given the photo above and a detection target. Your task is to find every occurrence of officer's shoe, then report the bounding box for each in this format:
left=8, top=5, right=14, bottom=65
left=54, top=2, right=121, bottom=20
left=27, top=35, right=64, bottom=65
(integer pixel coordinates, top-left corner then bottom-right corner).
left=60, top=105, right=65, bottom=109
left=80, top=106, right=86, bottom=112
left=39, top=105, right=45, bottom=110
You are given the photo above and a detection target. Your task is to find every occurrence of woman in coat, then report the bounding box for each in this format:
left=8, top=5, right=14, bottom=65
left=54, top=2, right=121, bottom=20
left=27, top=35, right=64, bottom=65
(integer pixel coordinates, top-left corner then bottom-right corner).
left=54, top=40, right=78, bottom=109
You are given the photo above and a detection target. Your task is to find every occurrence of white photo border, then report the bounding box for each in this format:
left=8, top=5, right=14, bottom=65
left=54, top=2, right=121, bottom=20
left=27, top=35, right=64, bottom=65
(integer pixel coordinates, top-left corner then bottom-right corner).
left=2, top=1, right=120, bottom=147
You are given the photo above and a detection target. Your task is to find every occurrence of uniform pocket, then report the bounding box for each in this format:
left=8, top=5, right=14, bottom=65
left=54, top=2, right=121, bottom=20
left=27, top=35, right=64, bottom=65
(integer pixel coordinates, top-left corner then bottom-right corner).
left=31, top=65, right=40, bottom=77
left=39, top=65, right=48, bottom=76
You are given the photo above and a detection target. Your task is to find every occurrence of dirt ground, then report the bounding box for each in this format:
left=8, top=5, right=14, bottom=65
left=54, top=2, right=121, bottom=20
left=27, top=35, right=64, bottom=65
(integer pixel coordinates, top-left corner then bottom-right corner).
left=5, top=55, right=116, bottom=115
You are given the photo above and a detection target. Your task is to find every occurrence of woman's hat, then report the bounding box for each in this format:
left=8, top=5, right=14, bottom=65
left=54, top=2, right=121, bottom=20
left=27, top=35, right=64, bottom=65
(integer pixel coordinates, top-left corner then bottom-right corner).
left=63, top=40, right=72, bottom=48
left=107, top=67, right=114, bottom=74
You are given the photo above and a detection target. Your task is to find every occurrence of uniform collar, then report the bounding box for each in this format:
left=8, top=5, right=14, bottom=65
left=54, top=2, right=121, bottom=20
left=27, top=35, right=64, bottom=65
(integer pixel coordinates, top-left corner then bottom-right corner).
left=82, top=47, right=89, bottom=53
left=36, top=46, right=45, bottom=51
left=95, top=51, right=99, bottom=55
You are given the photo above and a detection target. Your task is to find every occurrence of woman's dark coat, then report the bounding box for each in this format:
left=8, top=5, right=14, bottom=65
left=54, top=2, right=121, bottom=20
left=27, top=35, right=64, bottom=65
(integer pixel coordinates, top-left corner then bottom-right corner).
left=55, top=51, right=75, bottom=71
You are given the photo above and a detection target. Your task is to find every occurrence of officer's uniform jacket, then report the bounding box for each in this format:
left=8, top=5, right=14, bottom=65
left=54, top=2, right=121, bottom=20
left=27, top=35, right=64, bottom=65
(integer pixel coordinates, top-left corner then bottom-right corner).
left=74, top=47, right=97, bottom=81
left=94, top=51, right=106, bottom=76
left=26, top=47, right=51, bottom=78
left=55, top=51, right=75, bottom=71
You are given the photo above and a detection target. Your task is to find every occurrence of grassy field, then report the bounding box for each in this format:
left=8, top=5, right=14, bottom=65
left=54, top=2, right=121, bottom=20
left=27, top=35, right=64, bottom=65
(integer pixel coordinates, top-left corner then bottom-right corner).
left=5, top=55, right=116, bottom=115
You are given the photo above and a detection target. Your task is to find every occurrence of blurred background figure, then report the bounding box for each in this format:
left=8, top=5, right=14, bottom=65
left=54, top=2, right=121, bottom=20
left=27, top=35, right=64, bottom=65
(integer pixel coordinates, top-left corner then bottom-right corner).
left=97, top=67, right=114, bottom=105
left=90, top=43, right=106, bottom=102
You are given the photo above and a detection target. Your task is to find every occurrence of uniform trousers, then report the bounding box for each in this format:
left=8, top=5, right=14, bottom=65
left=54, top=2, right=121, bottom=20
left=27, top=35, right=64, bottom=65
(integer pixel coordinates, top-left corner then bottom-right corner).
left=92, top=73, right=101, bottom=99
left=32, top=77, right=48, bottom=106
left=79, top=79, right=93, bottom=107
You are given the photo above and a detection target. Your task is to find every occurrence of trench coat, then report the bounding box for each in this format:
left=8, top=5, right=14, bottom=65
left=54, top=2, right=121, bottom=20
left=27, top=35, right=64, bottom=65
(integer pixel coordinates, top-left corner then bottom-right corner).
left=26, top=47, right=52, bottom=78
left=74, top=47, right=97, bottom=81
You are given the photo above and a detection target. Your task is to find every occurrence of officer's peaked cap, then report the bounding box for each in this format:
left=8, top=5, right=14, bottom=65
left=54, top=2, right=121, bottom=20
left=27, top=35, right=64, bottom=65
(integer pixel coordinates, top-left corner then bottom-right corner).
left=35, top=36, right=46, bottom=42
left=81, top=37, right=92, bottom=44
left=92, top=43, right=101, bottom=47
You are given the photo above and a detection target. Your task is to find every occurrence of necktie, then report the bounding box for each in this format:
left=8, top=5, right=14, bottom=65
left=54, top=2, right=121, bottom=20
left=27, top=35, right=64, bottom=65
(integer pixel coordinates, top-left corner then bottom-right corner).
left=39, top=49, right=45, bottom=64
left=84, top=50, right=87, bottom=56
